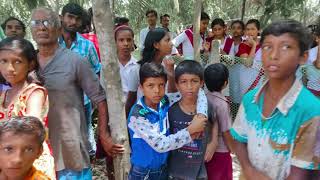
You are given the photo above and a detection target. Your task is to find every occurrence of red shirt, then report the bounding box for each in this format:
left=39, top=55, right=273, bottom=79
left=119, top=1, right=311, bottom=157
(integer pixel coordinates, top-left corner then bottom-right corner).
left=235, top=42, right=260, bottom=57
left=81, top=33, right=101, bottom=60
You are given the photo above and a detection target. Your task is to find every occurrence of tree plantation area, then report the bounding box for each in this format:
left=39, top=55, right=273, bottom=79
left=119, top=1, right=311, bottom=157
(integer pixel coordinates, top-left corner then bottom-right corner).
left=0, top=0, right=320, bottom=180
left=1, top=0, right=319, bottom=42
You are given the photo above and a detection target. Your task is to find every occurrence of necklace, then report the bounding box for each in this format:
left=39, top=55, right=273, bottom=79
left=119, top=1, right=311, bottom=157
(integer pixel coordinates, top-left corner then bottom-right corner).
left=179, top=102, right=196, bottom=115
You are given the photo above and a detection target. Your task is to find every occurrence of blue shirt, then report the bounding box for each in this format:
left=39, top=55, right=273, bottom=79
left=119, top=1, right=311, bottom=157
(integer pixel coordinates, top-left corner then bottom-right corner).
left=59, top=33, right=101, bottom=105
left=231, top=79, right=320, bottom=179
left=128, top=95, right=192, bottom=169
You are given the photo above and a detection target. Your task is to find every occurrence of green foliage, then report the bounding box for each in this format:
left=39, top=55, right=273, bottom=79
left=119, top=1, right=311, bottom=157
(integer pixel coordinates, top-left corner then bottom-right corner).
left=0, top=0, right=318, bottom=42
left=259, top=0, right=305, bottom=26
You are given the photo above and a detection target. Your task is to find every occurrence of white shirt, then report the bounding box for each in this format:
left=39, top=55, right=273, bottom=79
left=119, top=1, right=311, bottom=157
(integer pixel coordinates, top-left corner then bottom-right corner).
left=307, top=46, right=318, bottom=64
left=228, top=42, right=242, bottom=103
left=139, top=26, right=157, bottom=52
left=172, top=30, right=204, bottom=60
left=297, top=46, right=320, bottom=91
left=119, top=56, right=140, bottom=99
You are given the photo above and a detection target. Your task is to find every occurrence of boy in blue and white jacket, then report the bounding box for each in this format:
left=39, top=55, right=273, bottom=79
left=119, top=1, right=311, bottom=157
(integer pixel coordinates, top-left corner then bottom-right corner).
left=128, top=63, right=207, bottom=180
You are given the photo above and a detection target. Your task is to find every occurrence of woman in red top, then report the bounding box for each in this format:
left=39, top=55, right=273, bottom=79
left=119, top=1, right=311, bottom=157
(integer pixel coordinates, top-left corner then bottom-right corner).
left=236, top=19, right=261, bottom=58
left=235, top=19, right=264, bottom=101
left=205, top=18, right=235, bottom=55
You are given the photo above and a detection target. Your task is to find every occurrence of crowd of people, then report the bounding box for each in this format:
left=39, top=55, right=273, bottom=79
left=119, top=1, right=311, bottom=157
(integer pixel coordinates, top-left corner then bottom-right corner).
left=0, top=2, right=319, bottom=180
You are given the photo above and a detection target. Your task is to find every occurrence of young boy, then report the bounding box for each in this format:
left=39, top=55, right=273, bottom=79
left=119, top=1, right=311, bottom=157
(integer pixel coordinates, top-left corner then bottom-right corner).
left=128, top=63, right=207, bottom=180
left=231, top=20, right=320, bottom=180
left=0, top=116, right=50, bottom=180
left=204, top=63, right=233, bottom=180
left=167, top=60, right=218, bottom=180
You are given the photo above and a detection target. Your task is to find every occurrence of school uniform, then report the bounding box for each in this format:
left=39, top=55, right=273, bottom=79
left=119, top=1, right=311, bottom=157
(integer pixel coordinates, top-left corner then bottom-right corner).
left=172, top=27, right=205, bottom=60
left=233, top=43, right=264, bottom=103
left=297, top=46, right=320, bottom=96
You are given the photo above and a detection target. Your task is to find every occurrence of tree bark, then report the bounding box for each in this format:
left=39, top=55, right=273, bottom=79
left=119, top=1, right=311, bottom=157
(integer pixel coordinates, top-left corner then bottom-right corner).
left=173, top=0, right=180, bottom=13
left=241, top=0, right=246, bottom=21
left=93, top=0, right=131, bottom=179
left=193, top=0, right=202, bottom=62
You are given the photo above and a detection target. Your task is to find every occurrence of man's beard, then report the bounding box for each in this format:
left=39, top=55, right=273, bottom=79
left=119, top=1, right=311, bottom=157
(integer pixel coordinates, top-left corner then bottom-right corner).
left=63, top=25, right=79, bottom=33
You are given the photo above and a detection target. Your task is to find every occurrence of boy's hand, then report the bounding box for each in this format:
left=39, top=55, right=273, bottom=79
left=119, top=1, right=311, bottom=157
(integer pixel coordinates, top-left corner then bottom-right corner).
left=101, top=136, right=125, bottom=157
left=204, top=142, right=216, bottom=162
left=187, top=114, right=207, bottom=134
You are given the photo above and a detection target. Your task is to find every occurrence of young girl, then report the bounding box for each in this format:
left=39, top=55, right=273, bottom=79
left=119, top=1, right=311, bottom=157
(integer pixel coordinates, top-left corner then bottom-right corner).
left=230, top=20, right=245, bottom=55
left=235, top=19, right=264, bottom=101
left=228, top=20, right=245, bottom=115
left=0, top=37, right=55, bottom=179
left=206, top=18, right=235, bottom=55
left=126, top=27, right=176, bottom=112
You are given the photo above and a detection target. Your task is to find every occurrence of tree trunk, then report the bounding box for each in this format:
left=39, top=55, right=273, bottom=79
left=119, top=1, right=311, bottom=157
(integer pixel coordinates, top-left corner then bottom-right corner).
left=93, top=0, right=131, bottom=180
left=173, top=0, right=179, bottom=13
left=193, top=0, right=202, bottom=62
left=241, top=0, right=246, bottom=21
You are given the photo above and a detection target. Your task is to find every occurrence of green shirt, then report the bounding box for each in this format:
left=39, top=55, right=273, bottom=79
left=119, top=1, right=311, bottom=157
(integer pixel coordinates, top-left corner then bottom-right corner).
left=231, top=79, right=320, bottom=179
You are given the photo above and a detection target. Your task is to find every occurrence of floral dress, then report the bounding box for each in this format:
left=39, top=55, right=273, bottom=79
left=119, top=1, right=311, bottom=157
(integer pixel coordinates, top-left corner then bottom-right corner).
left=0, top=83, right=55, bottom=180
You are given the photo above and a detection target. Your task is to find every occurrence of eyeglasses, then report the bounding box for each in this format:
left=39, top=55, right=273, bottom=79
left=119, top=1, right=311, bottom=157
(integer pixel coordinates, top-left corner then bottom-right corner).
left=30, top=19, right=53, bottom=28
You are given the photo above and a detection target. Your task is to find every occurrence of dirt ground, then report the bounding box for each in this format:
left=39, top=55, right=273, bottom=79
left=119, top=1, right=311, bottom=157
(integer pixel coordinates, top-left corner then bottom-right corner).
left=92, top=154, right=241, bottom=179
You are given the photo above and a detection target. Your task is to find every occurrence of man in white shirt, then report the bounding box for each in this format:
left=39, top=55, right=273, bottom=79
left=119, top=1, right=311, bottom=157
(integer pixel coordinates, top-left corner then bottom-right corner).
left=160, top=14, right=177, bottom=39
left=139, top=9, right=158, bottom=52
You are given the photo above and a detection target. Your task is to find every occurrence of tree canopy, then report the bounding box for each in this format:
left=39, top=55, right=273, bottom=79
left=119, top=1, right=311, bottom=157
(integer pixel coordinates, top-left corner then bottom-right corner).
left=0, top=0, right=319, bottom=40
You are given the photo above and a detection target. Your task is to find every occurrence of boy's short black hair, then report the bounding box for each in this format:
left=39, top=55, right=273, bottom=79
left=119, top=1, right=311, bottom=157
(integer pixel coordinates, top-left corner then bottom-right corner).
left=0, top=116, right=46, bottom=146
left=62, top=3, right=84, bottom=17
left=211, top=18, right=225, bottom=28
left=1, top=17, right=26, bottom=32
left=204, top=63, right=229, bottom=92
left=139, top=63, right=167, bottom=85
left=201, top=12, right=210, bottom=21
left=175, top=60, right=204, bottom=82
left=146, top=9, right=158, bottom=17
left=261, top=20, right=313, bottom=55
left=246, top=19, right=260, bottom=30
